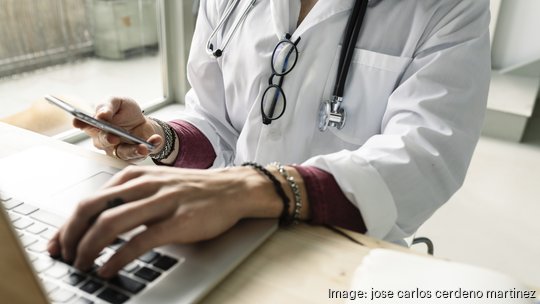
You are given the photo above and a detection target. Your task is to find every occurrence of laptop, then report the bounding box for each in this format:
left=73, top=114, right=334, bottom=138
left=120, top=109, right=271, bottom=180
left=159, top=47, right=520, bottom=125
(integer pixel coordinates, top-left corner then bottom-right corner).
left=0, top=145, right=277, bottom=304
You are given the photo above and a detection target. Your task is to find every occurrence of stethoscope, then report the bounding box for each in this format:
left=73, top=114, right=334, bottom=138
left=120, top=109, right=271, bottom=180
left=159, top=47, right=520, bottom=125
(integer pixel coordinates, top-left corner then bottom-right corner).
left=206, top=0, right=257, bottom=58
left=206, top=0, right=370, bottom=132
left=318, top=0, right=369, bottom=131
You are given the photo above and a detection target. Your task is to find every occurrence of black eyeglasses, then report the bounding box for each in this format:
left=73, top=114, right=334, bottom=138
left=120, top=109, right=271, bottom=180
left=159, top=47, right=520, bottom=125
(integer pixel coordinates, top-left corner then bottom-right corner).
left=261, top=33, right=301, bottom=125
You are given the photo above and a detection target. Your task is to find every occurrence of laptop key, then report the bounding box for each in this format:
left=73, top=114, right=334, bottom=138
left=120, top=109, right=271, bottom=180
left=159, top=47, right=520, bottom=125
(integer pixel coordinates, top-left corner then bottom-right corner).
left=12, top=217, right=33, bottom=230
left=63, top=272, right=87, bottom=286
left=97, top=288, right=130, bottom=304
left=40, top=228, right=58, bottom=240
left=26, top=222, right=48, bottom=234
left=27, top=239, right=49, bottom=253
left=109, top=274, right=146, bottom=294
left=80, top=279, right=104, bottom=294
left=20, top=234, right=38, bottom=247
left=138, top=251, right=161, bottom=263
left=153, top=255, right=179, bottom=271
left=2, top=198, right=22, bottom=209
left=95, top=250, right=114, bottom=266
left=49, top=288, right=76, bottom=303
left=32, top=257, right=54, bottom=272
left=122, top=262, right=140, bottom=273
left=134, top=267, right=161, bottom=282
left=71, top=296, right=94, bottom=304
left=44, top=262, right=70, bottom=279
left=26, top=252, right=39, bottom=262
left=30, top=209, right=65, bottom=228
left=7, top=211, right=21, bottom=222
left=0, top=190, right=12, bottom=201
left=41, top=280, right=59, bottom=294
left=13, top=203, right=39, bottom=215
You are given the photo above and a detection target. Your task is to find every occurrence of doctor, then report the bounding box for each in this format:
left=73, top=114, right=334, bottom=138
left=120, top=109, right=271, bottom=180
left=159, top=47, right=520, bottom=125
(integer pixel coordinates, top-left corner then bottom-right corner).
left=49, top=0, right=491, bottom=278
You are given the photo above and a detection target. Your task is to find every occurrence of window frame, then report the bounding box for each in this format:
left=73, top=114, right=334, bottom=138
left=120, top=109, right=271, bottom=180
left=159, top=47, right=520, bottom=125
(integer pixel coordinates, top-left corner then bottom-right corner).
left=57, top=0, right=195, bottom=144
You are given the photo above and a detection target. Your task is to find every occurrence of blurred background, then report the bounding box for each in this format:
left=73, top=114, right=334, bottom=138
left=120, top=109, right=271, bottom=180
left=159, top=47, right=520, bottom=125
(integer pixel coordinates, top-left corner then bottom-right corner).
left=0, top=0, right=164, bottom=136
left=0, top=0, right=539, bottom=290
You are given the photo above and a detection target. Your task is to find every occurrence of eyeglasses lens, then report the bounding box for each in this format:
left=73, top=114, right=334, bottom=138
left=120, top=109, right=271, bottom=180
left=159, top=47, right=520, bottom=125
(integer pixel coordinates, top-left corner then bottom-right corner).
left=262, top=86, right=286, bottom=120
left=272, top=41, right=298, bottom=76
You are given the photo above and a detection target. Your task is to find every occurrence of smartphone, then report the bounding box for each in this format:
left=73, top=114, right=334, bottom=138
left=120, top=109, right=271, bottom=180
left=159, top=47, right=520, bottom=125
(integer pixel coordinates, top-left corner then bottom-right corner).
left=45, top=95, right=154, bottom=149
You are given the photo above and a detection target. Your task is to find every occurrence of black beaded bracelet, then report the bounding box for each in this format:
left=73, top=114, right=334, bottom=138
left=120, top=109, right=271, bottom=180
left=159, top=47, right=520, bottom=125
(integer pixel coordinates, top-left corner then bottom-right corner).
left=148, top=117, right=175, bottom=161
left=241, top=162, right=292, bottom=226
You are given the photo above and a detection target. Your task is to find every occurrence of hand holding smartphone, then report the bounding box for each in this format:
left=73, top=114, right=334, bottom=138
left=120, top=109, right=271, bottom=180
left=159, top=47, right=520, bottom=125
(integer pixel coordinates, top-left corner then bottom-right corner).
left=45, top=95, right=155, bottom=150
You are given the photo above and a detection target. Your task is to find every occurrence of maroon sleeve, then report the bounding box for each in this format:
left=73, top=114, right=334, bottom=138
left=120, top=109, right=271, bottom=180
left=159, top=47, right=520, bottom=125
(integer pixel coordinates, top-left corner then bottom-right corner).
left=153, top=120, right=216, bottom=169
left=294, top=166, right=367, bottom=234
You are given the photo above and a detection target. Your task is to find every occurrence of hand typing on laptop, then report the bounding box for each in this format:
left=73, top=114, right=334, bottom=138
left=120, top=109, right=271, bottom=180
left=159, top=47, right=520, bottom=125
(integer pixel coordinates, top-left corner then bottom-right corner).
left=47, top=164, right=310, bottom=278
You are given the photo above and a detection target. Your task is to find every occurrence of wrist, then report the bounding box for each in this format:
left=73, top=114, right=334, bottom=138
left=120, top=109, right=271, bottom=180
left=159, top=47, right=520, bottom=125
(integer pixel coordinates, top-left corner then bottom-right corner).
left=229, top=166, right=283, bottom=220
left=267, top=165, right=311, bottom=222
left=146, top=117, right=166, bottom=152
left=237, top=163, right=310, bottom=225
left=147, top=117, right=177, bottom=163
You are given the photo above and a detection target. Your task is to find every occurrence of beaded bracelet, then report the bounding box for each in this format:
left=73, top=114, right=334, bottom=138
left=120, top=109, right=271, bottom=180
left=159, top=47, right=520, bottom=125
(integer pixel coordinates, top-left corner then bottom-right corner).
left=241, top=162, right=292, bottom=226
left=148, top=117, right=176, bottom=161
left=270, top=162, right=302, bottom=224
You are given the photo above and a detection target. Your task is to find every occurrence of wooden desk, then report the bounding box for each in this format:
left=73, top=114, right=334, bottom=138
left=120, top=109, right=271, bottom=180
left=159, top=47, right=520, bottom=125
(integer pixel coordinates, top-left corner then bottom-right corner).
left=0, top=122, right=405, bottom=303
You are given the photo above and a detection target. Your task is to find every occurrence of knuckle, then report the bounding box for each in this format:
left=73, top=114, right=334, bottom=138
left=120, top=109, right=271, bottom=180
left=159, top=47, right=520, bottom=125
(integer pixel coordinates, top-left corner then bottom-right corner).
left=136, top=175, right=157, bottom=188
left=76, top=199, right=96, bottom=216
left=122, top=165, right=141, bottom=176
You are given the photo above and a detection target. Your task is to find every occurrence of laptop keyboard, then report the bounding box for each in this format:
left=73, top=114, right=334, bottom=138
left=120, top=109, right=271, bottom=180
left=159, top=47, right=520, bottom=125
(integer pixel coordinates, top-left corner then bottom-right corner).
left=1, top=196, right=181, bottom=304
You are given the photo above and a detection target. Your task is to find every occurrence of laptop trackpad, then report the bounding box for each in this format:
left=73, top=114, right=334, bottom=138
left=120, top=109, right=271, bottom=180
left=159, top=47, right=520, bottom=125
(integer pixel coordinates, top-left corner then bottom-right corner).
left=0, top=146, right=119, bottom=218
left=47, top=171, right=113, bottom=218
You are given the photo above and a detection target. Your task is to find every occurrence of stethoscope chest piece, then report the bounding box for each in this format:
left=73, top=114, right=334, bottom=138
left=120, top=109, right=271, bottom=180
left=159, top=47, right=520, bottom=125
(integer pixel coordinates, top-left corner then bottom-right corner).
left=318, top=96, right=346, bottom=132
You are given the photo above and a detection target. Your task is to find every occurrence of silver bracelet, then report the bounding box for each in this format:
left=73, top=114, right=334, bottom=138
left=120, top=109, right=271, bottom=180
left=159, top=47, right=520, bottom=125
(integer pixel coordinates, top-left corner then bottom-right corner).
left=270, top=162, right=302, bottom=223
left=148, top=117, right=175, bottom=161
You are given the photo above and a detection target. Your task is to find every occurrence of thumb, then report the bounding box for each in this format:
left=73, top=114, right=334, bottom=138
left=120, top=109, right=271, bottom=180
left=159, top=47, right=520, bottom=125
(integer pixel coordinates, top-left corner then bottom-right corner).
left=95, top=104, right=113, bottom=121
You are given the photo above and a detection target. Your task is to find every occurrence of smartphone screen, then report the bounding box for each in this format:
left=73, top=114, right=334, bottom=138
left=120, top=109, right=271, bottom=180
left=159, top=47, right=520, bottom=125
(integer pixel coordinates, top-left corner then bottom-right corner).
left=45, top=95, right=154, bottom=150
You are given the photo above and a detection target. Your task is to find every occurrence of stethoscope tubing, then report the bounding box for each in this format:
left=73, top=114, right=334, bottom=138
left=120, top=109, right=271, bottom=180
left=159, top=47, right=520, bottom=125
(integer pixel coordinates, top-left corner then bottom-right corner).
left=333, top=0, right=369, bottom=99
left=206, top=0, right=257, bottom=57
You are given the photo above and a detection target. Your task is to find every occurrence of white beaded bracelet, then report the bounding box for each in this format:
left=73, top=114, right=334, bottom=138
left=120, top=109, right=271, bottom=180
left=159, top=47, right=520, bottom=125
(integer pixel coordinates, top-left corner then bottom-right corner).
left=270, top=162, right=302, bottom=223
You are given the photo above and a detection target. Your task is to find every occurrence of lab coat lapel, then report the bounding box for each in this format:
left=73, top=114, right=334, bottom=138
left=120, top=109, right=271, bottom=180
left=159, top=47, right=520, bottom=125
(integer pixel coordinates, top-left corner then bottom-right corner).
left=269, top=0, right=356, bottom=39
left=269, top=0, right=292, bottom=39
left=293, top=0, right=355, bottom=39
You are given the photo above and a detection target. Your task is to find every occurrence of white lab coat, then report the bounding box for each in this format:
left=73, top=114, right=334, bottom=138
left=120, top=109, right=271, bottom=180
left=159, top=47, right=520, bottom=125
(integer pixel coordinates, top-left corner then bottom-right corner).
left=177, top=0, right=491, bottom=244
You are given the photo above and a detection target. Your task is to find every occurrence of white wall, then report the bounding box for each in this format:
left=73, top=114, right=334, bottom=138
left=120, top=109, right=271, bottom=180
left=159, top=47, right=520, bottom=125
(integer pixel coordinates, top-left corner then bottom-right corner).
left=491, top=0, right=540, bottom=69
left=489, top=0, right=501, bottom=45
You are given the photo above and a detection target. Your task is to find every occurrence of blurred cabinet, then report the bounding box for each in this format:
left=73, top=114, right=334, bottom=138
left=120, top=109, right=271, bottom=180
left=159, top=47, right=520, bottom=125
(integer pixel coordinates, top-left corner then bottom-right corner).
left=88, top=0, right=158, bottom=59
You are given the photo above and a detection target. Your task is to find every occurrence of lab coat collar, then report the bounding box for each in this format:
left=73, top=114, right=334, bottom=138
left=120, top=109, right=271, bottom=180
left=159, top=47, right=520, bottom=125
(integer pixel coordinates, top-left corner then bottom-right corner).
left=269, top=0, right=382, bottom=41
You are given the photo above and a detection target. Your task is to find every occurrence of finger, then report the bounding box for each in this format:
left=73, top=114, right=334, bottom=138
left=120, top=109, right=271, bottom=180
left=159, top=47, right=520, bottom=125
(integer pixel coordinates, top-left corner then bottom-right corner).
left=58, top=206, right=98, bottom=262
left=58, top=177, right=153, bottom=262
left=47, top=230, right=61, bottom=257
left=114, top=134, right=163, bottom=161
left=73, top=118, right=93, bottom=130
left=147, top=134, right=164, bottom=155
left=74, top=120, right=102, bottom=139
left=102, top=166, right=147, bottom=189
left=97, top=130, right=120, bottom=148
left=114, top=144, right=145, bottom=161
left=95, top=98, right=125, bottom=121
left=73, top=195, right=174, bottom=271
left=98, top=220, right=171, bottom=278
